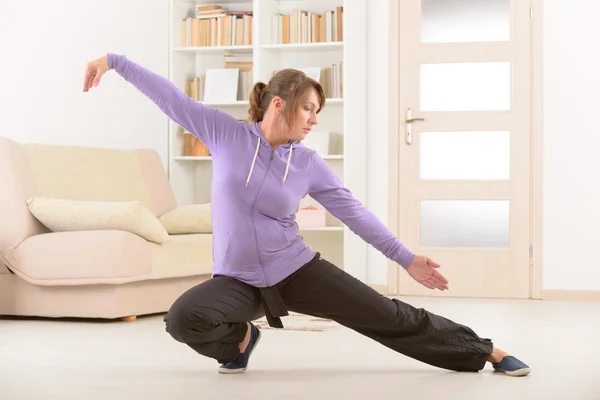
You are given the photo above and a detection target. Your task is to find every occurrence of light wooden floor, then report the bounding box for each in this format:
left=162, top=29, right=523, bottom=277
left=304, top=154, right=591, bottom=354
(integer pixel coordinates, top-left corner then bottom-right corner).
left=1, top=296, right=598, bottom=399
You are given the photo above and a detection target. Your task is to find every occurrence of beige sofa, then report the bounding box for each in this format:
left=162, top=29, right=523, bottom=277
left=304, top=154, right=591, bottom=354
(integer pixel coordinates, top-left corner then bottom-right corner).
left=0, top=137, right=213, bottom=321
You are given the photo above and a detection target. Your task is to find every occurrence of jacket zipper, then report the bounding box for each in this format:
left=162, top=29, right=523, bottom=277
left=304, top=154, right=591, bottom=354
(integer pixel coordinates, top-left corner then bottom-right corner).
left=251, top=147, right=275, bottom=287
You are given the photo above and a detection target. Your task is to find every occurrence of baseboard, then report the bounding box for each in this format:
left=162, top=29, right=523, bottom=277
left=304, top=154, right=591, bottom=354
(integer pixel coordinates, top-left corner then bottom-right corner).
left=542, top=290, right=600, bottom=301
left=369, top=284, right=388, bottom=295
left=369, top=287, right=600, bottom=301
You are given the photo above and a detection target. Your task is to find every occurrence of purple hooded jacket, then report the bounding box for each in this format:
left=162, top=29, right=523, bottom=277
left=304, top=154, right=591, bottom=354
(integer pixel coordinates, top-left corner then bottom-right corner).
left=107, top=53, right=415, bottom=288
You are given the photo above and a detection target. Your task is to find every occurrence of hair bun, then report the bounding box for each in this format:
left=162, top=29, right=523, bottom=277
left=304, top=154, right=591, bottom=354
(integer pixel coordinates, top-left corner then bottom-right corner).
left=248, top=81, right=268, bottom=122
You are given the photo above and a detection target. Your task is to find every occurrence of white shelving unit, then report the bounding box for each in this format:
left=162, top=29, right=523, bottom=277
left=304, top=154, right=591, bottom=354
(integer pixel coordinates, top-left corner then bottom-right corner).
left=168, top=0, right=367, bottom=279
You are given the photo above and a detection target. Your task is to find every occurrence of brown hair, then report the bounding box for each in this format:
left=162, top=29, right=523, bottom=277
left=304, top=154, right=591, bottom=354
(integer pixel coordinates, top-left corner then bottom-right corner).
left=248, top=69, right=326, bottom=127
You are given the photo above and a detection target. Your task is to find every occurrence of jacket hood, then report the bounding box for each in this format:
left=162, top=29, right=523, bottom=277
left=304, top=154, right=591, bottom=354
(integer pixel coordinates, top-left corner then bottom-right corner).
left=245, top=121, right=308, bottom=188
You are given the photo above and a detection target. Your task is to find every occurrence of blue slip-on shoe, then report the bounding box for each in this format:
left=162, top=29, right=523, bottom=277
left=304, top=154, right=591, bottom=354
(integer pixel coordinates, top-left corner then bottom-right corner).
left=492, top=356, right=531, bottom=376
left=218, top=323, right=262, bottom=374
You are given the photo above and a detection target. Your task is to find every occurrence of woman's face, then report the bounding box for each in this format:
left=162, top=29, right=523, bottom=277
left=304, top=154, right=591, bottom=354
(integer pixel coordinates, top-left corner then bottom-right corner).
left=288, top=88, right=320, bottom=142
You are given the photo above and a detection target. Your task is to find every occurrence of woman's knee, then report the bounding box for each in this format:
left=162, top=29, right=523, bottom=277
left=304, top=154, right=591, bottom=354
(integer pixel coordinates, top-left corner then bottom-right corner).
left=163, top=301, right=216, bottom=343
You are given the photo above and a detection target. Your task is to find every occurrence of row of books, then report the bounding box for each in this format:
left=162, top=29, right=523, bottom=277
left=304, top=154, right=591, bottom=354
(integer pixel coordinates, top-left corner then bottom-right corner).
left=180, top=5, right=344, bottom=48
left=320, top=63, right=344, bottom=99
left=274, top=63, right=343, bottom=99
left=181, top=6, right=253, bottom=47
left=272, top=7, right=343, bottom=44
left=185, top=63, right=342, bottom=104
left=185, top=70, right=254, bottom=103
left=185, top=54, right=254, bottom=103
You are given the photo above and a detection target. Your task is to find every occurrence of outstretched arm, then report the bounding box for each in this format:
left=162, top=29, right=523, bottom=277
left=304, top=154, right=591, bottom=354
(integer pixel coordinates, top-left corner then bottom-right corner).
left=307, top=154, right=449, bottom=291
left=83, top=54, right=239, bottom=154
left=307, top=154, right=415, bottom=268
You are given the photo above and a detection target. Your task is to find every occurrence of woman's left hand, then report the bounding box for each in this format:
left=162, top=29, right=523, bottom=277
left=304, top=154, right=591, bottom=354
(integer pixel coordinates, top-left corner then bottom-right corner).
left=83, top=55, right=109, bottom=92
left=406, top=255, right=449, bottom=291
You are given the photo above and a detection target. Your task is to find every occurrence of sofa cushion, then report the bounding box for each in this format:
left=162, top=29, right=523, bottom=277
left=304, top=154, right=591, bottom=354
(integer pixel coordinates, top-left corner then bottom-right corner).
left=150, top=234, right=214, bottom=277
left=12, top=230, right=152, bottom=285
left=22, top=143, right=158, bottom=213
left=134, top=149, right=177, bottom=217
left=26, top=198, right=169, bottom=244
left=159, top=203, right=212, bottom=234
left=11, top=231, right=214, bottom=285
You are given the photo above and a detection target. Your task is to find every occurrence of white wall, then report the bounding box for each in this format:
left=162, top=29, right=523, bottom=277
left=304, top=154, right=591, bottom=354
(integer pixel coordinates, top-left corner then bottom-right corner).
left=0, top=0, right=169, bottom=168
left=542, top=0, right=600, bottom=290
left=365, top=0, right=600, bottom=291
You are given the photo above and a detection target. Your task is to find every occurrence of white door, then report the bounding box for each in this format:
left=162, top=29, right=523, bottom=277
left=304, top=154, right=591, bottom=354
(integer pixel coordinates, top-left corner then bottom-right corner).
left=394, top=0, right=532, bottom=298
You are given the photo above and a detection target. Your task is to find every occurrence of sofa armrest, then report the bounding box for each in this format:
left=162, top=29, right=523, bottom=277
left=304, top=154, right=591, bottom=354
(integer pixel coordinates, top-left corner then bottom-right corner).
left=0, top=263, right=11, bottom=274
left=159, top=203, right=212, bottom=234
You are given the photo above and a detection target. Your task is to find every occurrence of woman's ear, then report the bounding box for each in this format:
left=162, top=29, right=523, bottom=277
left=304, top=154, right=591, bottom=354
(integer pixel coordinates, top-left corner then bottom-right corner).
left=272, top=96, right=284, bottom=115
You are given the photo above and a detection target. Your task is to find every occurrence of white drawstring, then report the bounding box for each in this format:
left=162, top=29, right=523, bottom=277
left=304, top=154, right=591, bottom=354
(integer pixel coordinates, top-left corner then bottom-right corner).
left=245, top=137, right=294, bottom=188
left=246, top=136, right=261, bottom=188
left=282, top=143, right=293, bottom=186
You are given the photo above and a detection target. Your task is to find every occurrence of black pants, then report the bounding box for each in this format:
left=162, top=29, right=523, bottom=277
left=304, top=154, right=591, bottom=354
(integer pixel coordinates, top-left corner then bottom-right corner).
left=163, top=254, right=493, bottom=372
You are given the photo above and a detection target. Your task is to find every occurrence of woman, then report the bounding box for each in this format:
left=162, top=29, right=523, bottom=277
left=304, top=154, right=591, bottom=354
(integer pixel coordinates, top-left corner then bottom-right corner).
left=83, top=54, right=530, bottom=377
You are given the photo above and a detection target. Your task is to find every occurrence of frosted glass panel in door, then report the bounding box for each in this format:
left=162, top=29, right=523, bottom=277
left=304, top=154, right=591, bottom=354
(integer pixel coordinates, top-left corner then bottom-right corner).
left=421, top=0, right=510, bottom=43
left=420, top=62, right=510, bottom=111
left=420, top=200, right=510, bottom=247
left=420, top=131, right=510, bottom=180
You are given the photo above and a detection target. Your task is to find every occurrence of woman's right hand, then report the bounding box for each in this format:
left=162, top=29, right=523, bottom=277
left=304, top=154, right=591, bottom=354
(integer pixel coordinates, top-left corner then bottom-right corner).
left=83, top=55, right=109, bottom=92
left=406, top=255, right=449, bottom=291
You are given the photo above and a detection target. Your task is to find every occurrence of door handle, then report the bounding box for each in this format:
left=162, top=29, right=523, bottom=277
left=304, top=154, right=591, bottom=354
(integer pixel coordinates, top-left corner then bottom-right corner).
left=405, top=108, right=424, bottom=145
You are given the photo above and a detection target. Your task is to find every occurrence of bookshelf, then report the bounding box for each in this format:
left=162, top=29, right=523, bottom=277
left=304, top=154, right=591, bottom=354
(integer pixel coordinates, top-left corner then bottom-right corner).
left=168, top=0, right=367, bottom=278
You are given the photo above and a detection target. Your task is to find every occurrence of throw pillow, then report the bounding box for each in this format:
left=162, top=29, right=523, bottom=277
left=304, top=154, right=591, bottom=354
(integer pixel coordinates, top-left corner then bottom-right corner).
left=26, top=197, right=169, bottom=244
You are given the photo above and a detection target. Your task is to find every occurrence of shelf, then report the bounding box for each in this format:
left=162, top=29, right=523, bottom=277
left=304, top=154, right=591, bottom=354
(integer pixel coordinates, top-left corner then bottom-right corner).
left=173, top=156, right=212, bottom=161
left=195, top=99, right=341, bottom=107
left=173, top=155, right=342, bottom=161
left=199, top=100, right=249, bottom=107
left=299, top=226, right=344, bottom=232
left=181, top=0, right=250, bottom=3
left=173, top=45, right=253, bottom=54
left=194, top=0, right=251, bottom=3
left=260, top=42, right=343, bottom=52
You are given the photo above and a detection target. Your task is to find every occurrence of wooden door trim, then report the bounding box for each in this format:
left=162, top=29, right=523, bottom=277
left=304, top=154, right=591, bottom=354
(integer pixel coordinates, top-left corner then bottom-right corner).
left=386, top=0, right=400, bottom=295
left=542, top=290, right=600, bottom=302
left=530, top=0, right=544, bottom=299
left=386, top=0, right=544, bottom=298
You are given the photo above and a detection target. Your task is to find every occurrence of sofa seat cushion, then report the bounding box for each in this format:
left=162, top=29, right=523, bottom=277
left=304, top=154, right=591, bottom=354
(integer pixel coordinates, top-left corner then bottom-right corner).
left=9, top=231, right=214, bottom=286
left=159, top=203, right=212, bottom=234
left=12, top=230, right=153, bottom=285
left=149, top=234, right=214, bottom=278
left=26, top=197, right=169, bottom=244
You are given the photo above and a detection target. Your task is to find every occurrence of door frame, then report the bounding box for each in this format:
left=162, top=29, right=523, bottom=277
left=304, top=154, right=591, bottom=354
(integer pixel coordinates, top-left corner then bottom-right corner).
left=386, top=0, right=544, bottom=299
